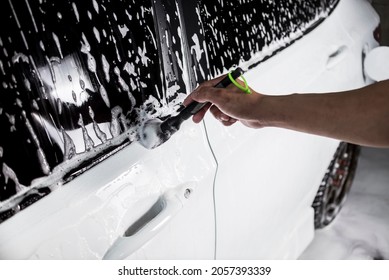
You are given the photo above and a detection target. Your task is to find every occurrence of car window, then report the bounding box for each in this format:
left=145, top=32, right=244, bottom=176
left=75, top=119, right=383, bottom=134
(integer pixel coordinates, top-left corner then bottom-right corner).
left=0, top=0, right=191, bottom=223
left=0, top=0, right=340, bottom=224
left=198, top=0, right=340, bottom=77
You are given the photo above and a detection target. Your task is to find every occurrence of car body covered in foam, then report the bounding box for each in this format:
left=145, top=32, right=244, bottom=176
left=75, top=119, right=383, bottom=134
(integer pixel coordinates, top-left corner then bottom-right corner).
left=0, top=0, right=382, bottom=259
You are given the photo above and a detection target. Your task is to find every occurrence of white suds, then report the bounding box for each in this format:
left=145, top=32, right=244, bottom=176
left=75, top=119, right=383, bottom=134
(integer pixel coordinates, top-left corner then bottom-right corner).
left=138, top=119, right=164, bottom=150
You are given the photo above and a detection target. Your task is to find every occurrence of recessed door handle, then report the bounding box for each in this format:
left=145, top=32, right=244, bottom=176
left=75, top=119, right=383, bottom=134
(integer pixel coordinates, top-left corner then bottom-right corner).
left=326, top=45, right=348, bottom=69
left=102, top=185, right=191, bottom=260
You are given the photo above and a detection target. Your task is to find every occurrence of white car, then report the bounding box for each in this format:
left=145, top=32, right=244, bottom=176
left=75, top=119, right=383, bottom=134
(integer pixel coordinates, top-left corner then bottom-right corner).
left=0, top=0, right=382, bottom=259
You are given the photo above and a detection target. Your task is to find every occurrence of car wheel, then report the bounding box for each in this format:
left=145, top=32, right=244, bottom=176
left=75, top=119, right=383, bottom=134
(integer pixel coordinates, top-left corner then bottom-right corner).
left=312, top=142, right=360, bottom=229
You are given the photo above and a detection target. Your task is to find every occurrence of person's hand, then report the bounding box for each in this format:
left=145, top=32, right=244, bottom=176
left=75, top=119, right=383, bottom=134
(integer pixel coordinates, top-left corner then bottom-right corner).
left=183, top=74, right=266, bottom=128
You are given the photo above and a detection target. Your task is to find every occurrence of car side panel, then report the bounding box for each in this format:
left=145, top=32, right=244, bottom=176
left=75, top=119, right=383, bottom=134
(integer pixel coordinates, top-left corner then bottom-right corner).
left=0, top=122, right=216, bottom=259
left=206, top=0, right=379, bottom=259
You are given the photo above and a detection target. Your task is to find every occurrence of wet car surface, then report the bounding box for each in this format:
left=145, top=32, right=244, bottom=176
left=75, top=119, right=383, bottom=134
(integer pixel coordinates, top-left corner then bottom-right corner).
left=0, top=0, right=381, bottom=259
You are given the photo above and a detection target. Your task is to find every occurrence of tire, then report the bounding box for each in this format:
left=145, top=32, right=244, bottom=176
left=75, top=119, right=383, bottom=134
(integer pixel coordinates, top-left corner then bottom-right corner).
left=312, top=142, right=360, bottom=229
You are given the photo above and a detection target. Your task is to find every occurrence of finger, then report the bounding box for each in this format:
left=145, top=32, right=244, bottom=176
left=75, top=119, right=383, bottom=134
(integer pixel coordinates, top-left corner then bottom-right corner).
left=210, top=105, right=232, bottom=122
left=192, top=102, right=212, bottom=123
left=221, top=119, right=237, bottom=126
left=183, top=75, right=228, bottom=106
left=188, top=87, right=231, bottom=106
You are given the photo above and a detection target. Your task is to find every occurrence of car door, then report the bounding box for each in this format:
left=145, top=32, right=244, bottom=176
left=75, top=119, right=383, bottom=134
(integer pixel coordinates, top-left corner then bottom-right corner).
left=0, top=0, right=216, bottom=259
left=195, top=0, right=358, bottom=259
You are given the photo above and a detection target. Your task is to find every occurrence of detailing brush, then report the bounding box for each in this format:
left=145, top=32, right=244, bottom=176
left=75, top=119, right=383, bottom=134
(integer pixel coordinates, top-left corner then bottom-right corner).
left=138, top=67, right=244, bottom=149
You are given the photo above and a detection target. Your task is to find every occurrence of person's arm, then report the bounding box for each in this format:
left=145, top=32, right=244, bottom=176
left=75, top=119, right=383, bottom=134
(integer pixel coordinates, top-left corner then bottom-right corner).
left=184, top=78, right=389, bottom=148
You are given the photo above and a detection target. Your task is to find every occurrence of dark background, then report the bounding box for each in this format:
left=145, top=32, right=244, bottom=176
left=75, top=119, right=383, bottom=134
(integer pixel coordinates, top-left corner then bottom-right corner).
left=372, top=0, right=389, bottom=46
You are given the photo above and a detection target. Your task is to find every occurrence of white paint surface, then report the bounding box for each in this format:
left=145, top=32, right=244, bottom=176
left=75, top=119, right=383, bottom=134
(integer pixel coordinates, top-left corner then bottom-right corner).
left=0, top=121, right=217, bottom=259
left=205, top=0, right=380, bottom=259
left=0, top=0, right=382, bottom=260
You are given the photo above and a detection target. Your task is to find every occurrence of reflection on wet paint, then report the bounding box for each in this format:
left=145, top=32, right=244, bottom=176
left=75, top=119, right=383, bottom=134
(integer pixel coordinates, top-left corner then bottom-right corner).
left=0, top=0, right=339, bottom=223
left=0, top=0, right=188, bottom=222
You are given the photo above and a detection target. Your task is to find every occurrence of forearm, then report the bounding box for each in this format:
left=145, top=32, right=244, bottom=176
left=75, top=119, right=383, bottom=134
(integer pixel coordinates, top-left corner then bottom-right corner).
left=262, top=80, right=389, bottom=147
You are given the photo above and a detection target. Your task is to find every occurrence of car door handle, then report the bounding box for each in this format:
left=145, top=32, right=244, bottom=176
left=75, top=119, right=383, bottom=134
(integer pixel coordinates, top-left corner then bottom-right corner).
left=102, top=186, right=191, bottom=260
left=326, top=45, right=348, bottom=69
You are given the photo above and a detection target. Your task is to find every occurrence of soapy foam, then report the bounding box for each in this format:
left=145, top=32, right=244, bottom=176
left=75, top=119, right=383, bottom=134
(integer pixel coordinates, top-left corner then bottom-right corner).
left=200, top=0, right=339, bottom=76
left=0, top=0, right=174, bottom=220
left=0, top=0, right=339, bottom=222
left=138, top=119, right=165, bottom=150
left=0, top=127, right=138, bottom=214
